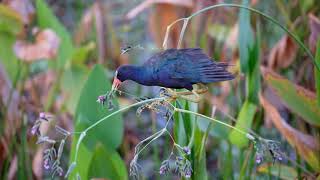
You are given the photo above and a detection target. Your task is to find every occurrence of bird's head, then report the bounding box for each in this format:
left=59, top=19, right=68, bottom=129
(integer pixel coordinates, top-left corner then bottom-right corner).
left=111, top=65, right=131, bottom=91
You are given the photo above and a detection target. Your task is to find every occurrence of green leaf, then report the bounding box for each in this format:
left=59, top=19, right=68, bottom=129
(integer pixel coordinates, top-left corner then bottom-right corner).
left=262, top=68, right=320, bottom=126
left=88, top=144, right=128, bottom=180
left=192, top=119, right=208, bottom=180
left=197, top=116, right=230, bottom=139
left=69, top=136, right=93, bottom=179
left=72, top=42, right=95, bottom=64
left=36, top=0, right=73, bottom=69
left=238, top=0, right=254, bottom=73
left=0, top=5, right=23, bottom=35
left=174, top=100, right=187, bottom=145
left=0, top=34, right=20, bottom=80
left=61, top=64, right=88, bottom=114
left=69, top=65, right=123, bottom=178
left=0, top=5, right=23, bottom=80
left=76, top=64, right=123, bottom=149
left=246, top=25, right=260, bottom=104
left=229, top=100, right=257, bottom=148
left=257, top=163, right=298, bottom=180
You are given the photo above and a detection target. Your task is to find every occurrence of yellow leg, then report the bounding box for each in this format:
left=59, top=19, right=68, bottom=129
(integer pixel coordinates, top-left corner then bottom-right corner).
left=180, top=89, right=201, bottom=103
left=161, top=84, right=208, bottom=103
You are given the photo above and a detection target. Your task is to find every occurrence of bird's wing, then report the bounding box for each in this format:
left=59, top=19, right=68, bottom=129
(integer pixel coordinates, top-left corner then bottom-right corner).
left=171, top=48, right=235, bottom=83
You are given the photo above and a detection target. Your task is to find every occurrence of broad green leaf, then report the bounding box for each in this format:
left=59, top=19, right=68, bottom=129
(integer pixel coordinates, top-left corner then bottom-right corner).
left=69, top=134, right=93, bottom=179
left=69, top=65, right=124, bottom=178
left=88, top=144, right=128, bottom=180
left=238, top=0, right=254, bottom=73
left=197, top=113, right=230, bottom=139
left=257, top=163, right=297, bottom=180
left=260, top=95, right=320, bottom=171
left=229, top=100, right=257, bottom=148
left=61, top=64, right=88, bottom=114
left=36, top=0, right=73, bottom=69
left=262, top=68, right=320, bottom=126
left=0, top=5, right=23, bottom=35
left=75, top=64, right=123, bottom=149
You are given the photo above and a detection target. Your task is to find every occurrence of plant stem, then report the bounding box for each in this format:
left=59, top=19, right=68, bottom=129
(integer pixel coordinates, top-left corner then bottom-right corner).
left=174, top=108, right=254, bottom=141
left=85, top=97, right=165, bottom=132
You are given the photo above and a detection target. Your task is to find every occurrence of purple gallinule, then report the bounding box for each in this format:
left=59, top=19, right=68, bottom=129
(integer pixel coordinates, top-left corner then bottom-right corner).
left=111, top=48, right=234, bottom=102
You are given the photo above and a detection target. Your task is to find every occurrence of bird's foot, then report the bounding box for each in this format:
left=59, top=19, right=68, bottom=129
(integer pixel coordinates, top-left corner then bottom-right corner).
left=159, top=85, right=208, bottom=103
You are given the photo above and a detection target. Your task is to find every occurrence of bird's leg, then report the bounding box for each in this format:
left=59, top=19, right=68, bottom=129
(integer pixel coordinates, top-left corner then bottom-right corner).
left=160, top=84, right=208, bottom=103
left=159, top=88, right=179, bottom=102
left=178, top=84, right=208, bottom=103
left=194, top=83, right=208, bottom=94
left=179, top=89, right=201, bottom=103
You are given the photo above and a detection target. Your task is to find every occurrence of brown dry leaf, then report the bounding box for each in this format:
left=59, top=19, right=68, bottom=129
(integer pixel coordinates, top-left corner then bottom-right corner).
left=24, top=70, right=56, bottom=106
left=262, top=87, right=288, bottom=128
left=260, top=94, right=320, bottom=170
left=8, top=155, right=17, bottom=180
left=148, top=3, right=184, bottom=48
left=126, top=0, right=193, bottom=48
left=32, top=146, right=44, bottom=180
left=74, top=7, right=94, bottom=45
left=126, top=0, right=193, bottom=20
left=14, top=29, right=60, bottom=62
left=4, top=0, right=34, bottom=25
left=93, top=1, right=107, bottom=64
left=268, top=35, right=298, bottom=69
left=308, top=13, right=320, bottom=52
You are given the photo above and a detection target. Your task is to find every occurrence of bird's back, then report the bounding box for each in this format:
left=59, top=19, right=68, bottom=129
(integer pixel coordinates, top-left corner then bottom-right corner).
left=143, top=48, right=234, bottom=90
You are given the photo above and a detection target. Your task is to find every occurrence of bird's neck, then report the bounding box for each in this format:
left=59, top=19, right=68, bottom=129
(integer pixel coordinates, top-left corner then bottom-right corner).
left=126, top=66, right=153, bottom=85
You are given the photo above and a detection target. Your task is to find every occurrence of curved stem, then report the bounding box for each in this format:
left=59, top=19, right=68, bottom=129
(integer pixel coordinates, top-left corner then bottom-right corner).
left=163, top=3, right=319, bottom=71
left=84, top=97, right=165, bottom=132
left=174, top=108, right=255, bottom=141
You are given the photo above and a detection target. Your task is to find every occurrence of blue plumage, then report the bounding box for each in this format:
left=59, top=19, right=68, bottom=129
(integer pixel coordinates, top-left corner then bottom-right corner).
left=116, top=48, right=234, bottom=90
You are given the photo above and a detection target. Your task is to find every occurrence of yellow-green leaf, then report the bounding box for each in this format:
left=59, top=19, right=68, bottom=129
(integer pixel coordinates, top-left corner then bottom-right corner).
left=262, top=68, right=320, bottom=126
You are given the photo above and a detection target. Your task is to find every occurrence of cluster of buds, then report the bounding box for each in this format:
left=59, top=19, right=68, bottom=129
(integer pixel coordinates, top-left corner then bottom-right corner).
left=31, top=112, right=72, bottom=178
left=158, top=152, right=192, bottom=178
left=96, top=93, right=114, bottom=111
left=136, top=99, right=173, bottom=120
left=31, top=112, right=51, bottom=136
left=175, top=156, right=192, bottom=178
left=254, top=138, right=283, bottom=164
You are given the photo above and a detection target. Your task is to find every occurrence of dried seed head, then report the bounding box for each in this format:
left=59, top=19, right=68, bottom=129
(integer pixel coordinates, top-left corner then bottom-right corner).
left=182, top=146, right=191, bottom=155
left=36, top=136, right=56, bottom=144
left=55, top=126, right=71, bottom=136
left=159, top=160, right=170, bottom=175
left=44, top=159, right=50, bottom=169
left=255, top=153, right=263, bottom=164
left=39, top=112, right=50, bottom=121
left=31, top=122, right=41, bottom=136
left=96, top=95, right=106, bottom=105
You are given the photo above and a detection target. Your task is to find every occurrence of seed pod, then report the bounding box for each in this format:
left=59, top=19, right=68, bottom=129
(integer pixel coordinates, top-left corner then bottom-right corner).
left=57, top=139, right=65, bottom=160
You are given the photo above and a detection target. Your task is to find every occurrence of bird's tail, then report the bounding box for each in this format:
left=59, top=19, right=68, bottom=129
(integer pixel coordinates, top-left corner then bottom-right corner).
left=200, top=62, right=235, bottom=83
